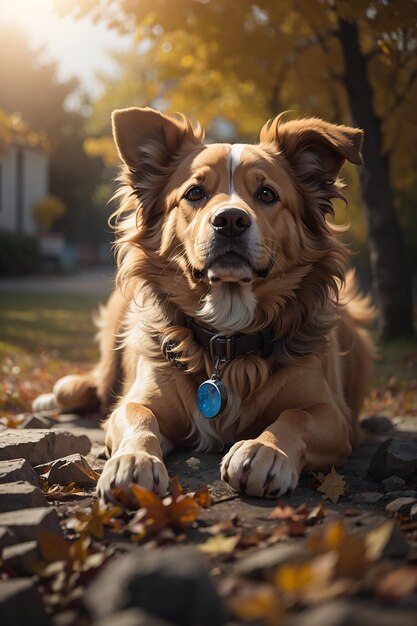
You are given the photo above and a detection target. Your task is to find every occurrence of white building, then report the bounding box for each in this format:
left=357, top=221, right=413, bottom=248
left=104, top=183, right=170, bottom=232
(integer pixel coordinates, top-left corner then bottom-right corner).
left=0, top=127, right=49, bottom=236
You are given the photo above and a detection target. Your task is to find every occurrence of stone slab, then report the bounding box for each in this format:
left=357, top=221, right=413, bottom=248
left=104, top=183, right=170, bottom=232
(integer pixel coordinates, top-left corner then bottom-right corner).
left=0, top=507, right=62, bottom=542
left=0, top=578, right=50, bottom=626
left=0, top=481, right=48, bottom=512
left=0, top=527, right=17, bottom=550
left=0, top=429, right=91, bottom=465
left=0, top=458, right=40, bottom=487
left=2, top=540, right=39, bottom=574
left=48, top=453, right=98, bottom=487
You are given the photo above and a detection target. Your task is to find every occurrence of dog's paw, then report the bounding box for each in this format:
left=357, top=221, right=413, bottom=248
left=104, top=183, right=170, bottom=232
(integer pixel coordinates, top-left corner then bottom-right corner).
left=220, top=439, right=300, bottom=498
left=97, top=452, right=169, bottom=503
left=32, top=393, right=59, bottom=412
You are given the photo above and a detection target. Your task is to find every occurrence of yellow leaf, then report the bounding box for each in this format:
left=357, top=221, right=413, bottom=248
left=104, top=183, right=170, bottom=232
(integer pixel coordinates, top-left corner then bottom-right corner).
left=316, top=467, right=347, bottom=503
left=275, top=562, right=313, bottom=593
left=37, top=529, right=71, bottom=563
left=198, top=534, right=240, bottom=556
left=229, top=585, right=284, bottom=626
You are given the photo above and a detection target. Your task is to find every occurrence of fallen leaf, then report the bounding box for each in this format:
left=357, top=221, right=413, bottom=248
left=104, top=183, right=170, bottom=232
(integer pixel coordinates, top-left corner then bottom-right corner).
left=365, top=521, right=399, bottom=561
left=37, top=529, right=71, bottom=563
left=271, top=501, right=307, bottom=536
left=375, top=566, right=417, bottom=600
left=192, top=485, right=211, bottom=508
left=307, top=521, right=369, bottom=578
left=316, top=467, right=347, bottom=503
left=229, top=584, right=284, bottom=626
left=198, top=534, right=240, bottom=556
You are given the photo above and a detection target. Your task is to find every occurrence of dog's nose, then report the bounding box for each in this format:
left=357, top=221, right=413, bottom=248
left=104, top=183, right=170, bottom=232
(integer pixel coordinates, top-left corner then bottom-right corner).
left=210, top=208, right=251, bottom=238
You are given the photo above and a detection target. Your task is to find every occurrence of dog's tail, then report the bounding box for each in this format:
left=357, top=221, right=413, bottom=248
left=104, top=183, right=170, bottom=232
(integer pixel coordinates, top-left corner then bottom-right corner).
left=340, top=269, right=376, bottom=328
left=338, top=269, right=377, bottom=433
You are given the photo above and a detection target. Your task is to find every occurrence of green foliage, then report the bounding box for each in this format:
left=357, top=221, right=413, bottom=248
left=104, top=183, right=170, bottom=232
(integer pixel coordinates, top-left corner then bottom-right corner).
left=0, top=230, right=40, bottom=276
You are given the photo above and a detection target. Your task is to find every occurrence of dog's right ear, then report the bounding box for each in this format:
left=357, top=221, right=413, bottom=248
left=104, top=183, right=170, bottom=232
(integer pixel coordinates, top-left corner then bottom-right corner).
left=112, top=107, right=204, bottom=174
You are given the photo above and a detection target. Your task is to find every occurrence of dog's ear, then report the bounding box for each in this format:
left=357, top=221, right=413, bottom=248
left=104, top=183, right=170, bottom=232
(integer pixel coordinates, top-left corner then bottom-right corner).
left=259, top=115, right=363, bottom=182
left=112, top=107, right=204, bottom=173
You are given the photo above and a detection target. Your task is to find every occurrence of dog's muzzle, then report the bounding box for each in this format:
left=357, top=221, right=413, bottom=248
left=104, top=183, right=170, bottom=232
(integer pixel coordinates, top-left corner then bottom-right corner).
left=210, top=208, right=251, bottom=239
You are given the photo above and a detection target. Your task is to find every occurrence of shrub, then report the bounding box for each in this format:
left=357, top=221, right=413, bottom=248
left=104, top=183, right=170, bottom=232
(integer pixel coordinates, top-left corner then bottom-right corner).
left=0, top=230, right=40, bottom=275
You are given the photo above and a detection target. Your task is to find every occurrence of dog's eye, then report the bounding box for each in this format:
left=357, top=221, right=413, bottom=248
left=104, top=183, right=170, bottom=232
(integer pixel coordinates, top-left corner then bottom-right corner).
left=256, top=187, right=278, bottom=204
left=184, top=185, right=206, bottom=203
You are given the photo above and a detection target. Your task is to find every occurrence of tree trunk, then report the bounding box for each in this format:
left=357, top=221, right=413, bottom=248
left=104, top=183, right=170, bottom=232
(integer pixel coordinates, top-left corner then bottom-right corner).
left=337, top=18, right=414, bottom=339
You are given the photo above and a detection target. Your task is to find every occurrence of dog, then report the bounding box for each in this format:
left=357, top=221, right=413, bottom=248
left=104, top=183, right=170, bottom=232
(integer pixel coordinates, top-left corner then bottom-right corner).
left=33, top=107, right=374, bottom=501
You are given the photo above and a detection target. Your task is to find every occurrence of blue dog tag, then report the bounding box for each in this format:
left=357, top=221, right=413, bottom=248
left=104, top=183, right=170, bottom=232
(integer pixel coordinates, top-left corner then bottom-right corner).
left=197, top=378, right=228, bottom=419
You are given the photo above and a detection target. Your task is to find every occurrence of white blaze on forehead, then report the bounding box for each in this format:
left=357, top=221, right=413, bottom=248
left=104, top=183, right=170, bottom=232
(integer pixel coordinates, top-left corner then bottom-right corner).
left=227, top=144, right=247, bottom=196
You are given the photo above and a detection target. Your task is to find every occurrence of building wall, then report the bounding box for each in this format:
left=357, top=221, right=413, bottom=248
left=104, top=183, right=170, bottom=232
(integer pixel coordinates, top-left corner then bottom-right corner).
left=0, top=144, right=49, bottom=235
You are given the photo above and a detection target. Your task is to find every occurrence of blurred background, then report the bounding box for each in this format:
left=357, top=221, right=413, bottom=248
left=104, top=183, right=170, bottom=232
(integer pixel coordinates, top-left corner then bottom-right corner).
left=0, top=0, right=416, bottom=419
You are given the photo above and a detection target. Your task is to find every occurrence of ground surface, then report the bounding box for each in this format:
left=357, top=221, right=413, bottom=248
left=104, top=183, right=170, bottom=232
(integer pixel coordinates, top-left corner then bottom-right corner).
left=1, top=270, right=417, bottom=626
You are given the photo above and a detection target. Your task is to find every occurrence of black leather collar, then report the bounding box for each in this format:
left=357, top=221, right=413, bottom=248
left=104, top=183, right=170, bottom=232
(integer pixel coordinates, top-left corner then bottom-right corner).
left=186, top=317, right=275, bottom=362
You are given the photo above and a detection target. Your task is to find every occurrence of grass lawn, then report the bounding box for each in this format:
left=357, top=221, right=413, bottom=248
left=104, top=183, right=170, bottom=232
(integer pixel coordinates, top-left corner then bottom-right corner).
left=0, top=291, right=107, bottom=417
left=0, top=289, right=416, bottom=418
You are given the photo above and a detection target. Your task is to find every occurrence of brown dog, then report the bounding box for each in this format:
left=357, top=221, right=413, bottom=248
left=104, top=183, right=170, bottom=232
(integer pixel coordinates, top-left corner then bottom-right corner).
left=34, top=107, right=374, bottom=501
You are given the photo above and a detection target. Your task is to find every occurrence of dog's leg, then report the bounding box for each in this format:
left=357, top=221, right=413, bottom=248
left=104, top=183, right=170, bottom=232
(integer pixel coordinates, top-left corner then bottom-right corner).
left=221, top=403, right=352, bottom=497
left=97, top=401, right=169, bottom=502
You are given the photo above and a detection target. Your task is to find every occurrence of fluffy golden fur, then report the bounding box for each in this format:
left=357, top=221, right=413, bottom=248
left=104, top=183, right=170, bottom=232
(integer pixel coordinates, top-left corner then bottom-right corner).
left=34, top=107, right=374, bottom=500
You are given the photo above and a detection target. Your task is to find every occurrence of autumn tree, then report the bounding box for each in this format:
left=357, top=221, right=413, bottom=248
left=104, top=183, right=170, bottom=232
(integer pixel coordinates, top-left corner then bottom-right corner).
left=0, top=26, right=108, bottom=251
left=58, top=0, right=417, bottom=338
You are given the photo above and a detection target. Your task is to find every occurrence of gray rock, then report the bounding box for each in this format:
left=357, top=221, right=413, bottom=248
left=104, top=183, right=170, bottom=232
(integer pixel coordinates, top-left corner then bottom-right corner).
left=0, top=458, right=40, bottom=487
left=351, top=492, right=384, bottom=505
left=368, top=437, right=417, bottom=481
left=19, top=414, right=52, bottom=429
left=290, top=599, right=417, bottom=626
left=382, top=475, right=406, bottom=492
left=0, top=507, right=62, bottom=542
left=383, top=490, right=417, bottom=501
left=0, top=481, right=48, bottom=512
left=234, top=543, right=306, bottom=580
left=2, top=540, right=39, bottom=574
left=0, top=429, right=91, bottom=465
left=0, top=527, right=17, bottom=549
left=94, top=608, right=175, bottom=626
left=361, top=415, right=393, bottom=434
left=48, top=453, right=98, bottom=487
left=385, top=497, right=417, bottom=516
left=85, top=546, right=227, bottom=626
left=0, top=578, right=50, bottom=626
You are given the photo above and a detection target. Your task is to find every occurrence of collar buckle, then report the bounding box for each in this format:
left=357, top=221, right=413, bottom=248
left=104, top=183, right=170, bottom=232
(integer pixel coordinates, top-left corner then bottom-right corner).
left=209, top=335, right=235, bottom=362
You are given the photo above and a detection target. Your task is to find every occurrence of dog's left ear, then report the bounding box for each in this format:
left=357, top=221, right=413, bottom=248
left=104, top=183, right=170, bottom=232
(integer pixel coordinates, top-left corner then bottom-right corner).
left=112, top=106, right=204, bottom=174
left=260, top=116, right=363, bottom=182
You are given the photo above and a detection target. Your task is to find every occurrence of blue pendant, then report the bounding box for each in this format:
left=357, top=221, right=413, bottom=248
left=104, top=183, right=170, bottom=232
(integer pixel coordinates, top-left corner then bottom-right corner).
left=197, top=377, right=228, bottom=419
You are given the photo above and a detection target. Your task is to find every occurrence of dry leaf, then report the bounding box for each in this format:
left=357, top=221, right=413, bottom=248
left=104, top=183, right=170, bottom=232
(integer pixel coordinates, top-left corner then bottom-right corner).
left=271, top=501, right=307, bottom=536
left=307, top=521, right=369, bottom=578
left=37, top=529, right=71, bottom=563
left=192, top=485, right=211, bottom=508
left=229, top=584, right=284, bottom=626
left=316, top=467, right=347, bottom=503
left=71, top=502, right=123, bottom=539
left=375, top=566, right=417, bottom=600
left=198, top=534, right=240, bottom=556
left=365, top=521, right=398, bottom=561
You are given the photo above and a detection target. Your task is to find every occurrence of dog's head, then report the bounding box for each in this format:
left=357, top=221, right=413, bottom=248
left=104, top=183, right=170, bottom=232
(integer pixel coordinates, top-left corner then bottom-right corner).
left=112, top=107, right=363, bottom=335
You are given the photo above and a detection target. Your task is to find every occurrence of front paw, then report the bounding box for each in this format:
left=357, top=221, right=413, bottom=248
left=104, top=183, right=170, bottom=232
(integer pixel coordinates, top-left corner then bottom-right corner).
left=97, top=452, right=169, bottom=502
left=220, top=440, right=299, bottom=498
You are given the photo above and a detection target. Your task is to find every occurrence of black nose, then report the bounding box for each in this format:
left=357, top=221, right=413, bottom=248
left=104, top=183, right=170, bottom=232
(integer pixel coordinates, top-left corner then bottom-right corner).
left=210, top=208, right=251, bottom=238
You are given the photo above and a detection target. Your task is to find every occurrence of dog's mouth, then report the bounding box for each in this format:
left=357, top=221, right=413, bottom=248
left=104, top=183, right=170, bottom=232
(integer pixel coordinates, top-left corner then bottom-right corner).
left=192, top=252, right=269, bottom=285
